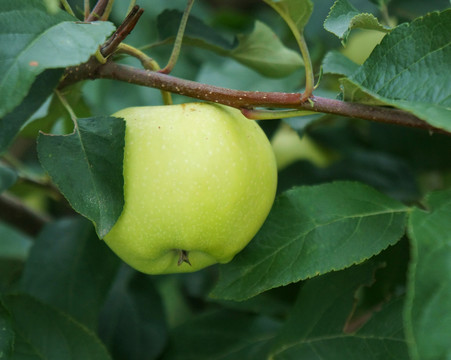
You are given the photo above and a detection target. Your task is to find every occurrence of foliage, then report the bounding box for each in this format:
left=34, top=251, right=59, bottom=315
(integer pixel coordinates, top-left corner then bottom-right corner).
left=0, top=0, right=450, bottom=359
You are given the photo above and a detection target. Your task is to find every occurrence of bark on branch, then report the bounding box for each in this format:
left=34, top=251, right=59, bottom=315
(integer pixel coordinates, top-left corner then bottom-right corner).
left=60, top=60, right=445, bottom=134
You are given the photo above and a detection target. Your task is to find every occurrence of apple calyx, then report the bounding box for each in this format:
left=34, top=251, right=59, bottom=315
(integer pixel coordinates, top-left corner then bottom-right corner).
left=177, top=250, right=192, bottom=266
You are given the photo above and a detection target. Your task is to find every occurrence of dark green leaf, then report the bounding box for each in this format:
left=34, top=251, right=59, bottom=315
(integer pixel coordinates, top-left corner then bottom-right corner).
left=99, top=266, right=167, bottom=360
left=341, top=9, right=451, bottom=131
left=37, top=116, right=125, bottom=238
left=162, top=310, right=280, bottom=360
left=278, top=149, right=420, bottom=202
left=0, top=69, right=62, bottom=154
left=158, top=11, right=303, bottom=78
left=0, top=0, right=115, bottom=118
left=0, top=164, right=17, bottom=193
left=405, top=188, right=451, bottom=360
left=3, top=294, right=112, bottom=360
left=212, top=181, right=408, bottom=301
left=0, top=222, right=32, bottom=260
left=20, top=217, right=120, bottom=329
left=270, top=262, right=408, bottom=359
left=157, top=9, right=234, bottom=51
left=321, top=50, right=359, bottom=77
left=0, top=298, right=14, bottom=359
left=324, top=0, right=391, bottom=44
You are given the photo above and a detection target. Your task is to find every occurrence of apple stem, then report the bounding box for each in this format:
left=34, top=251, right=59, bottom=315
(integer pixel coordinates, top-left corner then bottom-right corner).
left=177, top=250, right=192, bottom=266
left=117, top=44, right=173, bottom=105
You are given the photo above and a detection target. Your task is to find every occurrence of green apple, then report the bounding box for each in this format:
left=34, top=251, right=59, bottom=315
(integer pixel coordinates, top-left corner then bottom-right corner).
left=271, top=124, right=336, bottom=170
left=104, top=102, right=277, bottom=274
left=341, top=30, right=386, bottom=65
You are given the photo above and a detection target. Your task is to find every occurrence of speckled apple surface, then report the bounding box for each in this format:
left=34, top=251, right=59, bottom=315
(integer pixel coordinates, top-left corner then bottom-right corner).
left=104, top=102, right=277, bottom=274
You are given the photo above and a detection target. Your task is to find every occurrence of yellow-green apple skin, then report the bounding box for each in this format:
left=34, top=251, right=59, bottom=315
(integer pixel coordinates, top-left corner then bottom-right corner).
left=104, top=102, right=277, bottom=274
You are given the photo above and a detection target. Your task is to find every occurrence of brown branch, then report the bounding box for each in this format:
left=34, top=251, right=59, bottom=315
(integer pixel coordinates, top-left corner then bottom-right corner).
left=86, top=0, right=109, bottom=22
left=60, top=61, right=445, bottom=134
left=0, top=194, right=51, bottom=237
left=101, top=6, right=144, bottom=57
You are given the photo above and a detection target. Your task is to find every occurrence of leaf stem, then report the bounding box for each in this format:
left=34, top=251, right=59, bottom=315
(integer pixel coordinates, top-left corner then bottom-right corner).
left=60, top=0, right=75, bottom=16
left=55, top=90, right=77, bottom=122
left=84, top=0, right=90, bottom=20
left=263, top=1, right=315, bottom=102
left=126, top=0, right=137, bottom=15
left=159, top=0, right=195, bottom=74
left=100, top=0, right=115, bottom=21
left=242, top=108, right=316, bottom=120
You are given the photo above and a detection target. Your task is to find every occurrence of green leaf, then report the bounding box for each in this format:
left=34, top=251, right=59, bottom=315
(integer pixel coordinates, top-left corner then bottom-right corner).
left=0, top=0, right=115, bottom=118
left=269, top=262, right=408, bottom=359
left=405, top=188, right=451, bottom=360
left=99, top=266, right=167, bottom=360
left=230, top=21, right=304, bottom=78
left=3, top=293, right=112, bottom=360
left=157, top=11, right=303, bottom=78
left=0, top=69, right=62, bottom=154
left=324, top=0, right=391, bottom=44
left=157, top=9, right=234, bottom=51
left=161, top=310, right=280, bottom=360
left=37, top=116, right=125, bottom=238
left=0, top=164, right=17, bottom=193
left=321, top=50, right=359, bottom=77
left=0, top=298, right=14, bottom=359
left=211, top=181, right=408, bottom=301
left=340, top=9, right=451, bottom=132
left=0, top=222, right=32, bottom=260
left=20, top=217, right=120, bottom=329
left=263, top=0, right=314, bottom=33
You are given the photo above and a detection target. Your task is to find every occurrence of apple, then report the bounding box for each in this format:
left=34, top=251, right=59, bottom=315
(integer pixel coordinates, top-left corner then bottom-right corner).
left=104, top=102, right=277, bottom=274
left=341, top=30, right=386, bottom=65
left=271, top=124, right=336, bottom=170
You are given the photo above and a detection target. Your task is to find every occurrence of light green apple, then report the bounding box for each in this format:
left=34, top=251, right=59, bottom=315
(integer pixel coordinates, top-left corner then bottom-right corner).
left=104, top=102, right=277, bottom=274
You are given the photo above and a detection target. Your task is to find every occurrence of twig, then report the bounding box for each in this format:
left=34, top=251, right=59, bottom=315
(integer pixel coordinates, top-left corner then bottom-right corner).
left=0, top=193, right=51, bottom=237
left=86, top=0, right=109, bottom=21
left=100, top=5, right=144, bottom=57
left=60, top=61, right=447, bottom=134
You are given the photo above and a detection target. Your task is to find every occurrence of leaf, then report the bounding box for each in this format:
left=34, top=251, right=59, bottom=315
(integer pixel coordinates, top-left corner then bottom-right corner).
left=0, top=299, right=14, bottom=359
left=0, top=0, right=115, bottom=118
left=20, top=217, right=120, bottom=329
left=211, top=181, right=408, bottom=301
left=161, top=310, right=281, bottom=360
left=230, top=21, right=304, bottom=78
left=321, top=50, right=359, bottom=77
left=157, top=9, right=234, bottom=51
left=0, top=69, right=62, bottom=154
left=405, top=188, right=451, bottom=360
left=37, top=116, right=125, bottom=238
left=99, top=266, right=167, bottom=360
left=269, top=262, right=408, bottom=359
left=3, top=293, right=112, bottom=360
left=324, top=0, right=391, bottom=44
left=0, top=164, right=17, bottom=193
left=157, top=11, right=303, bottom=78
left=0, top=222, right=32, bottom=260
left=340, top=9, right=451, bottom=132
left=263, top=0, right=314, bottom=33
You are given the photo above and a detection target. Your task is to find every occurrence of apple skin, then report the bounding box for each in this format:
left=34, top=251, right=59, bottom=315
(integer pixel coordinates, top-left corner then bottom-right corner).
left=104, top=102, right=277, bottom=274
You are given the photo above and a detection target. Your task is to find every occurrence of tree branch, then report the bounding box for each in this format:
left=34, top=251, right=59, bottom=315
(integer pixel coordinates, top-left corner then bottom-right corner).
left=0, top=194, right=51, bottom=237
left=61, top=61, right=445, bottom=133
